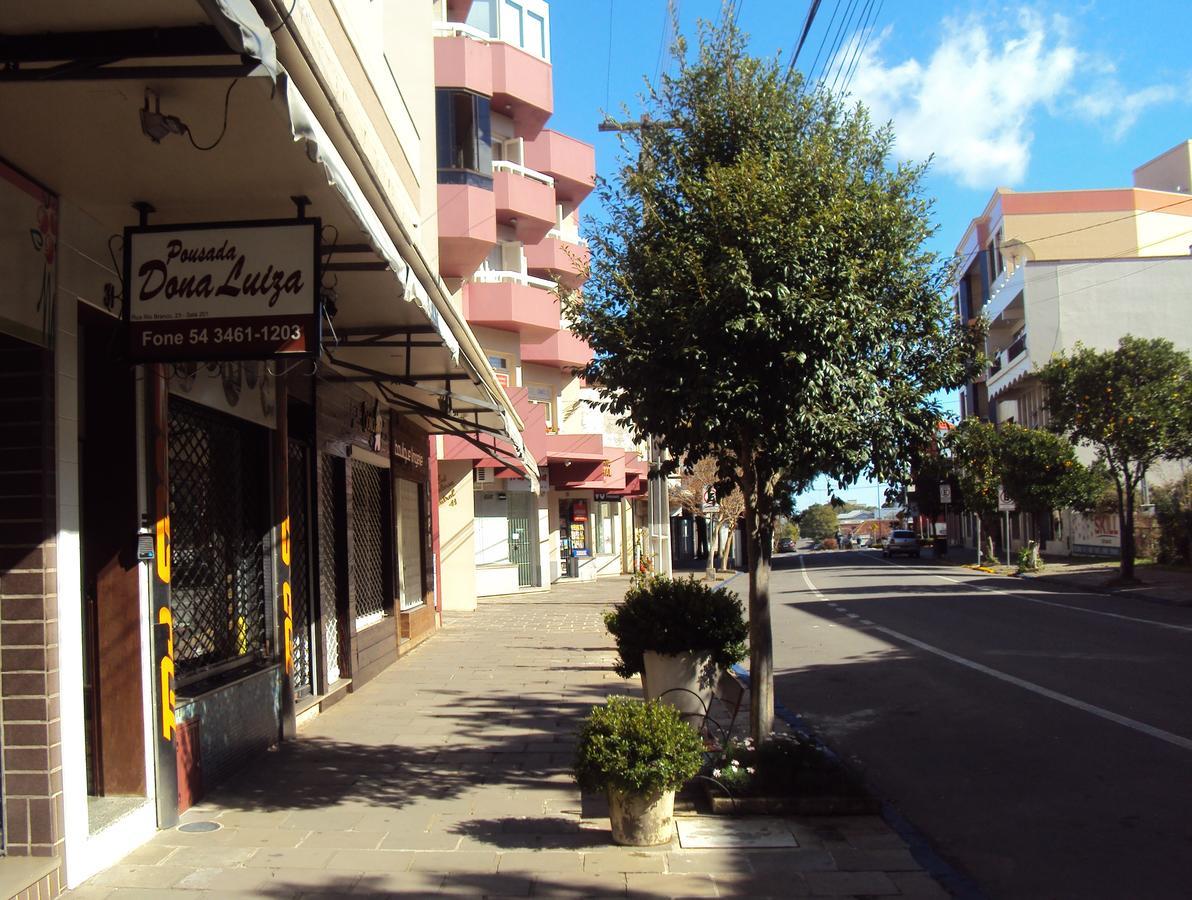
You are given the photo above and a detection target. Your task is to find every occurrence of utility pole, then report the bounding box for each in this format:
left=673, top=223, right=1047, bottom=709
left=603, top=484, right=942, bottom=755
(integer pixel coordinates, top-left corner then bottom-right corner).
left=598, top=115, right=677, bottom=576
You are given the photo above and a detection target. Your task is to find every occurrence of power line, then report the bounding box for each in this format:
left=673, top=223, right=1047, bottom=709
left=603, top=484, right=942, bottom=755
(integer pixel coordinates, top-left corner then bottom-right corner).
left=819, top=0, right=862, bottom=90
left=829, top=0, right=873, bottom=95
left=840, top=0, right=883, bottom=97
left=806, top=0, right=842, bottom=84
left=787, top=0, right=823, bottom=76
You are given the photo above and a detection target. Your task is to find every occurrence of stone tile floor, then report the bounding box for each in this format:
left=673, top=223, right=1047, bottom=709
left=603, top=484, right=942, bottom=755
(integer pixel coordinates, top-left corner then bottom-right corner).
left=65, top=576, right=949, bottom=898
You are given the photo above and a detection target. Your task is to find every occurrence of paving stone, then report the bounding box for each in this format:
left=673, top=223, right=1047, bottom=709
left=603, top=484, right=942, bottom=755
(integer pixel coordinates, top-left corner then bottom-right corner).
left=889, top=870, right=953, bottom=899
left=219, top=826, right=309, bottom=847
left=528, top=871, right=628, bottom=897
left=246, top=847, right=338, bottom=869
left=624, top=873, right=718, bottom=898
left=665, top=850, right=754, bottom=875
left=407, top=850, right=501, bottom=874
left=743, top=849, right=838, bottom=873
left=829, top=848, right=922, bottom=872
left=498, top=850, right=586, bottom=873
left=114, top=843, right=178, bottom=866
left=323, top=849, right=415, bottom=873
left=298, top=830, right=388, bottom=850
left=439, top=872, right=535, bottom=896
left=380, top=828, right=463, bottom=851
left=583, top=850, right=669, bottom=874
left=175, top=866, right=273, bottom=891
left=804, top=870, right=900, bottom=895
left=88, top=865, right=192, bottom=888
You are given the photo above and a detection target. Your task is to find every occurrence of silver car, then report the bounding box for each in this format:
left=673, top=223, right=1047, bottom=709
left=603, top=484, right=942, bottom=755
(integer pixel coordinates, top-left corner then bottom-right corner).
left=883, top=529, right=921, bottom=558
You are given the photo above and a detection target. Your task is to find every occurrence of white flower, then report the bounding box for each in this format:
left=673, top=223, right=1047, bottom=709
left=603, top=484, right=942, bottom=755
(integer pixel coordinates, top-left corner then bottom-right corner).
left=712, top=769, right=721, bottom=778
left=730, top=760, right=740, bottom=768
left=746, top=767, right=756, bottom=775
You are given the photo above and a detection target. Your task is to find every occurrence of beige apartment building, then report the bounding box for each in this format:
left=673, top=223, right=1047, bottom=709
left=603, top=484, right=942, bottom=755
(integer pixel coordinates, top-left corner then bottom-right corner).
left=431, top=0, right=650, bottom=608
left=952, top=140, right=1192, bottom=556
left=0, top=2, right=537, bottom=894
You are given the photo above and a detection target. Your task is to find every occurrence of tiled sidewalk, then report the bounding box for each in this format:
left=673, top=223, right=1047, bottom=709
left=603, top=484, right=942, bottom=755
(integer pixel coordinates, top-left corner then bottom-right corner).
left=66, top=577, right=947, bottom=899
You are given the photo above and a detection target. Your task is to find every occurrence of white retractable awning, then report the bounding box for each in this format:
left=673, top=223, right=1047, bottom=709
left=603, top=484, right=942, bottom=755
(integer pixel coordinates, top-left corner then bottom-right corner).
left=202, top=0, right=538, bottom=487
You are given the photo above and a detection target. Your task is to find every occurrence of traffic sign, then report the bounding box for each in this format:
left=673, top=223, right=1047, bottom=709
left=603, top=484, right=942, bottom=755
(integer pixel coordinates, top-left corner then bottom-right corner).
left=939, top=483, right=952, bottom=505
left=701, top=485, right=719, bottom=514
left=997, top=486, right=1017, bottom=512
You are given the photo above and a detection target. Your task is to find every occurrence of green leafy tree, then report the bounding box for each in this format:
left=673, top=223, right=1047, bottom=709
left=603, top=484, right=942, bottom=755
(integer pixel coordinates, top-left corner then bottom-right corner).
left=567, top=14, right=981, bottom=738
left=945, top=418, right=1001, bottom=561
left=997, top=423, right=1105, bottom=549
left=1038, top=336, right=1192, bottom=580
left=799, top=504, right=839, bottom=541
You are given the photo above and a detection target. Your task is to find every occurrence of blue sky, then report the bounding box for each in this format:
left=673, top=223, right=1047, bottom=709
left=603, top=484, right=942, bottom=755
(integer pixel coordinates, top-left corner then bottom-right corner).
left=547, top=0, right=1192, bottom=507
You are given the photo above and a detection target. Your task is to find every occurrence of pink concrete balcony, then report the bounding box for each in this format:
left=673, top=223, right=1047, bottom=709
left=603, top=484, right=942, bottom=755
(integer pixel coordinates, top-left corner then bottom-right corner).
left=491, top=41, right=553, bottom=134
left=524, top=130, right=596, bottom=204
left=463, top=280, right=560, bottom=336
left=494, top=167, right=555, bottom=243
left=545, top=431, right=604, bottom=462
left=433, top=34, right=493, bottom=96
left=437, top=182, right=496, bottom=278
left=525, top=236, right=589, bottom=291
left=547, top=446, right=627, bottom=490
left=520, top=330, right=594, bottom=369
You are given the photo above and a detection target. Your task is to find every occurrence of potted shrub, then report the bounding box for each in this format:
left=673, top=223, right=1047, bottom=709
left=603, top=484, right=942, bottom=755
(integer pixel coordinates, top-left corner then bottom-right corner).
left=604, top=576, right=747, bottom=725
left=573, top=696, right=704, bottom=845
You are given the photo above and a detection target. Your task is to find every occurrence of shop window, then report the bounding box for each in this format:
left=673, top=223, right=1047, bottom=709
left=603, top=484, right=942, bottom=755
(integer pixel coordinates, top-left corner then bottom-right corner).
left=167, top=398, right=269, bottom=683
left=592, top=501, right=618, bottom=556
left=397, top=478, right=426, bottom=611
left=436, top=89, right=493, bottom=187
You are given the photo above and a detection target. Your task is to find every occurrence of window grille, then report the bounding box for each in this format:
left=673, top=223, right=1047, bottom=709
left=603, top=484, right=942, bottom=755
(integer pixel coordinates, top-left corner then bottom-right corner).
left=318, top=454, right=345, bottom=682
left=287, top=439, right=314, bottom=698
left=168, top=399, right=268, bottom=681
left=351, top=461, right=388, bottom=624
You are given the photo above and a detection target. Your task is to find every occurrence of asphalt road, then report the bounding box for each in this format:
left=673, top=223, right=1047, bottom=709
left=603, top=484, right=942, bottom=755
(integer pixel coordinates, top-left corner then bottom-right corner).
left=767, top=545, right=1192, bottom=900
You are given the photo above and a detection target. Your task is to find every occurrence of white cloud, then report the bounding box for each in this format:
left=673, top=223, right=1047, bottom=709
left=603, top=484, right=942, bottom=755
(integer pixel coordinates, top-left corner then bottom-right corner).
left=1073, top=81, right=1177, bottom=140
left=846, top=11, right=1077, bottom=188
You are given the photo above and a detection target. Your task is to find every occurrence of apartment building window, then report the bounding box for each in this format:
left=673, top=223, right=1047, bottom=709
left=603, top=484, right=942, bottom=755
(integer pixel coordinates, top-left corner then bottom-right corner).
left=436, top=89, right=493, bottom=187
left=988, top=227, right=1004, bottom=282
left=527, top=384, right=554, bottom=430
left=487, top=352, right=511, bottom=386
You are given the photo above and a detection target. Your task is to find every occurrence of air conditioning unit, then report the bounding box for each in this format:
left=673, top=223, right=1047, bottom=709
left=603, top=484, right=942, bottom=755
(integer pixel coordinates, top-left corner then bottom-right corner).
left=474, top=468, right=493, bottom=488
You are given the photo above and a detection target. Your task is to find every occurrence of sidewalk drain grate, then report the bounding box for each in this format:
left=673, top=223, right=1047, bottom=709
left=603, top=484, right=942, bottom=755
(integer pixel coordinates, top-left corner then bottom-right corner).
left=177, top=821, right=222, bottom=833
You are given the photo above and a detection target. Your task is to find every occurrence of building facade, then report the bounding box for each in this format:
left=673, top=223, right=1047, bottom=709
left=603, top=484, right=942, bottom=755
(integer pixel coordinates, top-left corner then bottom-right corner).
left=950, top=140, right=1192, bottom=556
left=432, top=0, right=650, bottom=608
left=0, top=2, right=535, bottom=895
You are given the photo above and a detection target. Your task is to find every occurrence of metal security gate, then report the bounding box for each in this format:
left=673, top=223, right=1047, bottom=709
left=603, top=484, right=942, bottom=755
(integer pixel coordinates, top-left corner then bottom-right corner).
left=317, top=454, right=344, bottom=683
left=168, top=398, right=268, bottom=680
left=508, top=493, right=538, bottom=587
left=351, top=461, right=387, bottom=626
left=287, top=439, right=315, bottom=699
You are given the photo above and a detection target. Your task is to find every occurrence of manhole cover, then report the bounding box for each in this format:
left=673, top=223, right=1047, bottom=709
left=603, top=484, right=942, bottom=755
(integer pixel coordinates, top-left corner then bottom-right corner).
left=676, top=817, right=798, bottom=849
left=177, top=821, right=222, bottom=833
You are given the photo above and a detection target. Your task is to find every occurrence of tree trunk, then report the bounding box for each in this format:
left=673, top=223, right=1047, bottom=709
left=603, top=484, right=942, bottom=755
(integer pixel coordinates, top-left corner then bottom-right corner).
left=717, top=526, right=732, bottom=572
left=1121, top=478, right=1136, bottom=581
left=741, top=461, right=774, bottom=742
left=705, top=514, right=718, bottom=581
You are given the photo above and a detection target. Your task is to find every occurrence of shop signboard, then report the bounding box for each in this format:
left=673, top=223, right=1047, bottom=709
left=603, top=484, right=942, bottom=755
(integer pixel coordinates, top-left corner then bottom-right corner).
left=571, top=500, right=588, bottom=521
left=125, top=218, right=320, bottom=362
left=0, top=158, right=57, bottom=347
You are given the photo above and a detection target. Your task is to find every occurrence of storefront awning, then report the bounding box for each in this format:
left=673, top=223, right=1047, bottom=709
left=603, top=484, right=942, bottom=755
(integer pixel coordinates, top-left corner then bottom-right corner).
left=204, top=1, right=538, bottom=486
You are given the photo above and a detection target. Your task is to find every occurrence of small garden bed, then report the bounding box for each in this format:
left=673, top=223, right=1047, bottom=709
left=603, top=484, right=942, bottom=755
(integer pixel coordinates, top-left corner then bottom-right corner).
left=701, top=733, right=877, bottom=816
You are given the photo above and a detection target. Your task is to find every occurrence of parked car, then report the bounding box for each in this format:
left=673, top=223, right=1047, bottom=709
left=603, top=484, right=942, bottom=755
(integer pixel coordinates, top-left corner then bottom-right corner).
left=883, top=529, right=921, bottom=558
left=777, top=538, right=796, bottom=553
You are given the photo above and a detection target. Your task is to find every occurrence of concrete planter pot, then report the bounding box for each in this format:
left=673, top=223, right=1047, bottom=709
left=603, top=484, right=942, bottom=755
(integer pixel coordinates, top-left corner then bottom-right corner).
left=608, top=786, right=676, bottom=845
left=642, top=650, right=717, bottom=727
